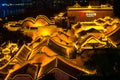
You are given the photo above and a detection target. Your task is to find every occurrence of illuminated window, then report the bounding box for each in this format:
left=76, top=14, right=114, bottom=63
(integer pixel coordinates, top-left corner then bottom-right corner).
left=86, top=12, right=96, bottom=17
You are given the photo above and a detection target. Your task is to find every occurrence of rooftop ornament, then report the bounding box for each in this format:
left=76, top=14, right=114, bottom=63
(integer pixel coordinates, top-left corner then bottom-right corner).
left=73, top=1, right=81, bottom=8
left=88, top=5, right=92, bottom=8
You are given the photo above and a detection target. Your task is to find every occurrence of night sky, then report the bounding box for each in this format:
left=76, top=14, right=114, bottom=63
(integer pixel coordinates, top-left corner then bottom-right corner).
left=0, top=0, right=119, bottom=19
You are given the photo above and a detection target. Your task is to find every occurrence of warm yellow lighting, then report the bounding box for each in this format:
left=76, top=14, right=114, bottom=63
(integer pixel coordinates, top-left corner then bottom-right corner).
left=2, top=48, right=10, bottom=54
left=88, top=5, right=92, bottom=8
left=41, top=29, right=50, bottom=37
left=58, top=12, right=64, bottom=17
left=4, top=55, right=11, bottom=60
left=82, top=26, right=104, bottom=31
left=54, top=16, right=58, bottom=20
left=33, top=23, right=43, bottom=27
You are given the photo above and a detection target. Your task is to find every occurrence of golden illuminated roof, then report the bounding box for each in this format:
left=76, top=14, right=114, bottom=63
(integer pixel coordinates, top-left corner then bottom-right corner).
left=2, top=15, right=120, bottom=80
left=80, top=22, right=105, bottom=31
left=21, top=15, right=55, bottom=28
left=6, top=53, right=96, bottom=80
left=107, top=27, right=120, bottom=46
left=4, top=15, right=55, bottom=31
left=3, top=15, right=57, bottom=40
left=78, top=36, right=106, bottom=49
left=67, top=4, right=113, bottom=11
left=72, top=2, right=81, bottom=8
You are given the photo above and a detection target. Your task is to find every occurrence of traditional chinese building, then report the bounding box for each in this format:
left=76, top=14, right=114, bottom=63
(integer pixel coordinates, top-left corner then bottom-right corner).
left=67, top=2, right=113, bottom=26
left=1, top=15, right=120, bottom=80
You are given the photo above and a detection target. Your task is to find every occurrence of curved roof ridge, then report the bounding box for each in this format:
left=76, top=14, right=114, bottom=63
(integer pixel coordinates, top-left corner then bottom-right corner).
left=57, top=56, right=96, bottom=75
left=50, top=38, right=73, bottom=48
left=106, top=24, right=120, bottom=37
left=36, top=15, right=55, bottom=24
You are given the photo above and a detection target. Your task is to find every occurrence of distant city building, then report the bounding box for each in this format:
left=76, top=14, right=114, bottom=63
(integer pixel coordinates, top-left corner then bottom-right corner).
left=67, top=2, right=113, bottom=25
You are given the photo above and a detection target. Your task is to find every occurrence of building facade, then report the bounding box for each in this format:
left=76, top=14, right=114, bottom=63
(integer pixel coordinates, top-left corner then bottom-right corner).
left=67, top=2, right=113, bottom=26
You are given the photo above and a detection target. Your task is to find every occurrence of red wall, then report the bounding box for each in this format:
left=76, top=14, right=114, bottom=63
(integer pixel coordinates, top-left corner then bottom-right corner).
left=67, top=9, right=113, bottom=23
